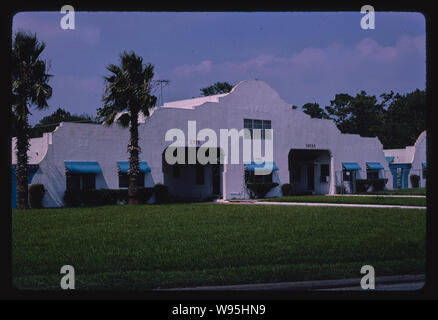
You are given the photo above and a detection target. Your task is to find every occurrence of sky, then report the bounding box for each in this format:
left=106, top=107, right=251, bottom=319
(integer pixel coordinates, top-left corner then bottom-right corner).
left=12, top=11, right=426, bottom=125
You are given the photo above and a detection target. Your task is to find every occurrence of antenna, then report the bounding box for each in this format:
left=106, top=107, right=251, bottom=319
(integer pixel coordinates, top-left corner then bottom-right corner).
left=155, top=80, right=170, bottom=106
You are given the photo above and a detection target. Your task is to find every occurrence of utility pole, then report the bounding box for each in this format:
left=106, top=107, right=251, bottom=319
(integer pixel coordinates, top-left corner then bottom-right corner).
left=155, top=80, right=170, bottom=106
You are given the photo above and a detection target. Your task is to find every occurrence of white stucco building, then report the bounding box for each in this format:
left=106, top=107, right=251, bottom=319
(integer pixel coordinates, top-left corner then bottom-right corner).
left=12, top=80, right=395, bottom=207
left=383, top=131, right=427, bottom=189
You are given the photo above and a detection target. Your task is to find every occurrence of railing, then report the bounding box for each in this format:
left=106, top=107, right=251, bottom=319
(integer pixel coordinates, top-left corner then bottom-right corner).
left=334, top=170, right=392, bottom=194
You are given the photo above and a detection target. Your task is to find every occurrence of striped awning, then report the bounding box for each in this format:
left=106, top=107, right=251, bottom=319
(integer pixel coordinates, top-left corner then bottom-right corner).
left=342, top=162, right=361, bottom=171
left=65, top=161, right=102, bottom=174
left=366, top=162, right=384, bottom=170
left=117, top=161, right=151, bottom=173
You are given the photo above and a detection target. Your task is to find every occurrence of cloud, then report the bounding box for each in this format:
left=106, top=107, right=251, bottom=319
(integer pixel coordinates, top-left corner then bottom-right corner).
left=165, top=35, right=425, bottom=106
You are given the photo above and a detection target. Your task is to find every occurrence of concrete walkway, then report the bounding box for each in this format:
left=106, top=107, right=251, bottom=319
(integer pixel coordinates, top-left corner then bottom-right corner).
left=224, top=200, right=426, bottom=210
left=330, top=194, right=425, bottom=198
left=161, top=274, right=425, bottom=291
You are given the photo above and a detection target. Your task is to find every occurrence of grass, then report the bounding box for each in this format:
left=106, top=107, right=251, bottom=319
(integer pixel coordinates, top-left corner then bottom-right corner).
left=261, top=195, right=426, bottom=206
left=360, top=188, right=426, bottom=196
left=12, top=203, right=426, bottom=290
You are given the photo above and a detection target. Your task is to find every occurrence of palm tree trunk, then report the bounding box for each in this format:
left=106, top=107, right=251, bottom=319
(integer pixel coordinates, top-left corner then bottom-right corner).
left=16, top=113, right=30, bottom=209
left=128, top=111, right=140, bottom=205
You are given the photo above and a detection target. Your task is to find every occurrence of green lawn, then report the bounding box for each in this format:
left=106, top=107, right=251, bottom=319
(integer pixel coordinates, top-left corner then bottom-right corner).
left=361, top=188, right=426, bottom=196
left=261, top=195, right=426, bottom=207
left=12, top=204, right=426, bottom=290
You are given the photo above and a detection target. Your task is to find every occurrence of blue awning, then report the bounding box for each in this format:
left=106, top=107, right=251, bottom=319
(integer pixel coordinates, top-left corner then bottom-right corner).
left=366, top=162, right=384, bottom=170
left=117, top=161, right=151, bottom=173
left=385, top=156, right=394, bottom=164
left=342, top=162, right=361, bottom=171
left=65, top=161, right=102, bottom=174
left=422, top=162, right=426, bottom=168
left=244, top=161, right=279, bottom=172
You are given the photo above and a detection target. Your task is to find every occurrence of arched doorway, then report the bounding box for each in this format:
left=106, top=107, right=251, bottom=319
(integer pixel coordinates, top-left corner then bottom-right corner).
left=162, top=146, right=224, bottom=201
left=288, top=149, right=331, bottom=195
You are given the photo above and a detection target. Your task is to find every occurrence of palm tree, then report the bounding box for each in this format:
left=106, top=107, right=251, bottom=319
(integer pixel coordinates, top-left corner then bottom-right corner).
left=98, top=51, right=157, bottom=205
left=12, top=32, right=52, bottom=209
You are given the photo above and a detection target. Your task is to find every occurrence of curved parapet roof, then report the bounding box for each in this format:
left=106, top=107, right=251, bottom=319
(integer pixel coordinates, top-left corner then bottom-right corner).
left=414, top=130, right=426, bottom=147
left=11, top=133, right=51, bottom=165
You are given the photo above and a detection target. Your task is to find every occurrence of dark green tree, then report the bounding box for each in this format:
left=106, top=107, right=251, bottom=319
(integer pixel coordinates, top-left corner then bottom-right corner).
left=200, top=82, right=233, bottom=96
left=97, top=51, right=157, bottom=205
left=12, top=31, right=52, bottom=209
left=31, top=108, right=99, bottom=137
left=301, top=103, right=330, bottom=119
left=325, top=91, right=385, bottom=138
left=379, top=89, right=426, bottom=149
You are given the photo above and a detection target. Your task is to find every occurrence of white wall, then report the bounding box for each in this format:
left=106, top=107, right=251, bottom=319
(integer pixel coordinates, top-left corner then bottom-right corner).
left=23, top=79, right=393, bottom=206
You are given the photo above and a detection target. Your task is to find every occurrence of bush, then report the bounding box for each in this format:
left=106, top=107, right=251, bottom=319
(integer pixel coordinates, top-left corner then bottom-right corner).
left=355, top=179, right=388, bottom=193
left=246, top=183, right=279, bottom=199
left=336, top=185, right=346, bottom=194
left=153, top=184, right=170, bottom=204
left=371, top=178, right=388, bottom=191
left=356, top=179, right=370, bottom=193
left=63, top=188, right=153, bottom=207
left=281, top=183, right=293, bottom=196
left=410, top=175, right=420, bottom=188
left=29, top=184, right=45, bottom=208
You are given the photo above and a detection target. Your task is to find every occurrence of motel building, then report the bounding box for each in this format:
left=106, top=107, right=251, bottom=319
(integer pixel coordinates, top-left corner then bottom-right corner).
left=11, top=79, right=424, bottom=208
left=383, top=131, right=427, bottom=190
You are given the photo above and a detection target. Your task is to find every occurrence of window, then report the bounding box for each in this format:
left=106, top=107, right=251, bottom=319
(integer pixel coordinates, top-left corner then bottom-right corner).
left=243, top=119, right=272, bottom=140
left=343, top=170, right=353, bottom=182
left=119, top=173, right=129, bottom=188
left=244, top=119, right=253, bottom=139
left=67, top=174, right=96, bottom=191
left=82, top=174, right=96, bottom=190
left=119, top=172, right=145, bottom=188
left=367, top=170, right=379, bottom=180
left=195, top=164, right=204, bottom=185
left=66, top=174, right=81, bottom=191
left=320, top=164, right=329, bottom=183
left=422, top=168, right=427, bottom=179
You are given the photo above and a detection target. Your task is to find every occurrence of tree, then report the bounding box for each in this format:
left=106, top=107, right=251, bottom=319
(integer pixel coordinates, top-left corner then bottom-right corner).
left=200, top=82, right=233, bottom=96
left=301, top=103, right=330, bottom=119
left=12, top=31, right=52, bottom=209
left=379, top=89, right=426, bottom=149
left=31, top=108, right=99, bottom=138
left=97, top=51, right=157, bottom=205
left=325, top=91, right=385, bottom=138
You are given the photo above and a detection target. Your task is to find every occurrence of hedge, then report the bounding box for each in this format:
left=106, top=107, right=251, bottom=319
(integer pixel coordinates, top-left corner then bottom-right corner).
left=64, top=188, right=154, bottom=207
left=29, top=184, right=45, bottom=208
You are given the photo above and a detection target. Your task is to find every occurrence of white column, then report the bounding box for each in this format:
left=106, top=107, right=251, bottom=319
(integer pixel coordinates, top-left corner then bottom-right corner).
left=329, top=153, right=335, bottom=195
left=222, top=163, right=227, bottom=200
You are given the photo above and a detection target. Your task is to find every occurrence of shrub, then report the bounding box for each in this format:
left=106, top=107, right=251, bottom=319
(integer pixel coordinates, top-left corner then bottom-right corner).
left=336, top=185, right=346, bottom=194
left=371, top=178, right=388, bottom=191
left=154, top=184, right=170, bottom=204
left=29, top=184, right=45, bottom=208
left=356, top=179, right=388, bottom=193
left=355, top=179, right=370, bottom=193
left=246, top=183, right=279, bottom=199
left=64, top=190, right=82, bottom=207
left=410, top=175, right=420, bottom=188
left=281, top=183, right=293, bottom=196
left=63, top=188, right=153, bottom=207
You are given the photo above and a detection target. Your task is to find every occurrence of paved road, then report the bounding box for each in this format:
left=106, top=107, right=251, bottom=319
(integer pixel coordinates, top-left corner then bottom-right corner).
left=162, top=274, right=425, bottom=291
left=223, top=200, right=426, bottom=210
